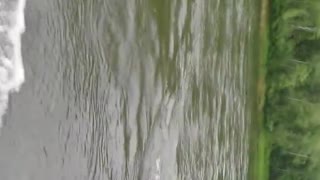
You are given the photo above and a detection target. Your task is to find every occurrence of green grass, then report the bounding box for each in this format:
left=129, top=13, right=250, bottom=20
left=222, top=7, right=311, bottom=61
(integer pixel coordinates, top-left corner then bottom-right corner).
left=249, top=123, right=270, bottom=180
left=248, top=0, right=270, bottom=179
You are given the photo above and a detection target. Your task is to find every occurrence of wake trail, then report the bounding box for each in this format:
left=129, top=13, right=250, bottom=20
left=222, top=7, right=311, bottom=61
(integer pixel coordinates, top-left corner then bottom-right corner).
left=0, top=0, right=26, bottom=129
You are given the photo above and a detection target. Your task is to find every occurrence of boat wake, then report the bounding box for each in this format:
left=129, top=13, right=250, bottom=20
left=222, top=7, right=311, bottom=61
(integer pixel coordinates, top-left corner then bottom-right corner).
left=0, top=0, right=26, bottom=128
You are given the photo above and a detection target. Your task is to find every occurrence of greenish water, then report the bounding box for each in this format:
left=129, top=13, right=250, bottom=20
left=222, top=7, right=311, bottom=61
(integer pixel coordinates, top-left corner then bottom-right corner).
left=0, top=0, right=258, bottom=179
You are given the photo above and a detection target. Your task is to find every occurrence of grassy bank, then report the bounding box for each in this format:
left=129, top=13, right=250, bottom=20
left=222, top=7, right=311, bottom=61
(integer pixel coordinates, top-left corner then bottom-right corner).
left=248, top=0, right=270, bottom=179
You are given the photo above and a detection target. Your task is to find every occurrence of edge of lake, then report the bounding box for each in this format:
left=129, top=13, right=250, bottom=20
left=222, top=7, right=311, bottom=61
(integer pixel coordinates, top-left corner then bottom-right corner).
left=248, top=0, right=270, bottom=179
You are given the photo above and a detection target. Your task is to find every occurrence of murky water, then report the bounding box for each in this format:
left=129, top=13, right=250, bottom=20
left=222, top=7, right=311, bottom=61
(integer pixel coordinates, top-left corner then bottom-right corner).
left=0, top=0, right=258, bottom=179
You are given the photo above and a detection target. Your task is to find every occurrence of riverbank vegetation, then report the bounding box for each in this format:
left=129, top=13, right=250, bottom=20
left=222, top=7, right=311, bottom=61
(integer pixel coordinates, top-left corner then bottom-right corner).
left=248, top=0, right=269, bottom=179
left=266, top=0, right=320, bottom=179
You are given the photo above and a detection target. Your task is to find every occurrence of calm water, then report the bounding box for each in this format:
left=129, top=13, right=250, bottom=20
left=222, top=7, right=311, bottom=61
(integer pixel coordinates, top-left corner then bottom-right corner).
left=0, top=0, right=258, bottom=179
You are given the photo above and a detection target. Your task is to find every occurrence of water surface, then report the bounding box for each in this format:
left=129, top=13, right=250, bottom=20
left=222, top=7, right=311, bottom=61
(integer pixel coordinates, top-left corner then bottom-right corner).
left=0, top=0, right=258, bottom=179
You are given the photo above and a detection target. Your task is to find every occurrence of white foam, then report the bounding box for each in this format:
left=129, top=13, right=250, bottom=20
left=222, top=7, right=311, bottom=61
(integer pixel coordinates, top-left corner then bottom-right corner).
left=0, top=0, right=26, bottom=128
left=154, top=158, right=161, bottom=180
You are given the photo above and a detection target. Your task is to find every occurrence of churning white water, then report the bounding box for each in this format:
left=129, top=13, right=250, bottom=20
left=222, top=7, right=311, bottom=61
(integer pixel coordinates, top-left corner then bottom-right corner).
left=0, top=0, right=26, bottom=128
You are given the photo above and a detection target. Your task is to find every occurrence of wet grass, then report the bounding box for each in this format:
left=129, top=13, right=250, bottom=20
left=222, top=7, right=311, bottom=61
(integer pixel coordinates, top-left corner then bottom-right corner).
left=248, top=0, right=270, bottom=179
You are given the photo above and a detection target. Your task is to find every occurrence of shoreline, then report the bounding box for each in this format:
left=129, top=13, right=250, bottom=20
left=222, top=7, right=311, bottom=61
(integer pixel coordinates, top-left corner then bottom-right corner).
left=248, top=0, right=270, bottom=179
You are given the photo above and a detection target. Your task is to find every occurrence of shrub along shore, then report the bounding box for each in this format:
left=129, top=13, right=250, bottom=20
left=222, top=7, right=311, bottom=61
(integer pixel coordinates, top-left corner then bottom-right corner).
left=250, top=0, right=320, bottom=179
